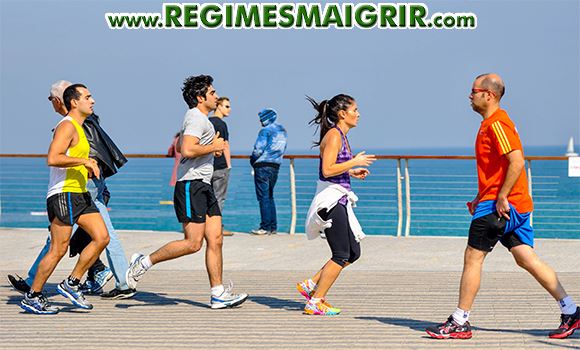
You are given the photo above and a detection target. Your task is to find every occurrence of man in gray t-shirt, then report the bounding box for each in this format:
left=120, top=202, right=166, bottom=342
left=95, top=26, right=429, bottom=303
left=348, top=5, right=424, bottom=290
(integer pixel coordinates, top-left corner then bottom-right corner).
left=126, top=75, right=248, bottom=309
left=177, top=107, right=215, bottom=184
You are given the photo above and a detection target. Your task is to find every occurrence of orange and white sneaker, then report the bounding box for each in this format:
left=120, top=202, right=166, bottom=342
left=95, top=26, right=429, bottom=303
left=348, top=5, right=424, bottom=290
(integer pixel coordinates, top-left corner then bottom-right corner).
left=304, top=299, right=341, bottom=316
left=296, top=280, right=315, bottom=301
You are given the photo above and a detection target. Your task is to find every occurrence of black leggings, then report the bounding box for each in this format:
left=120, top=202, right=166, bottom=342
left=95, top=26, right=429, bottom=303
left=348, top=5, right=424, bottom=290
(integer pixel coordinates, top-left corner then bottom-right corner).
left=319, top=203, right=361, bottom=267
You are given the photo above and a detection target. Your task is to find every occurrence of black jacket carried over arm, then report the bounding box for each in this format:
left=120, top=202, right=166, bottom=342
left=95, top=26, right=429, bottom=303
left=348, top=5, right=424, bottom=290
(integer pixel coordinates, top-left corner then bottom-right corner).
left=83, top=114, right=128, bottom=178
left=69, top=114, right=127, bottom=258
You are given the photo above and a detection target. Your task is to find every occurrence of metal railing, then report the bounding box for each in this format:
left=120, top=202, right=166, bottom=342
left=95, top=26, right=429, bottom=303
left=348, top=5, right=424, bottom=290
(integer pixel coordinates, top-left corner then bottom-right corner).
left=1, top=154, right=578, bottom=238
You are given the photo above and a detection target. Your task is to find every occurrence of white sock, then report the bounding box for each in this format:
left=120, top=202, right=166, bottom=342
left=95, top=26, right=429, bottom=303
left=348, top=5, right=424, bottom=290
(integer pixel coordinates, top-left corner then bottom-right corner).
left=309, top=297, right=321, bottom=304
left=211, top=284, right=225, bottom=297
left=141, top=255, right=153, bottom=270
left=559, top=296, right=577, bottom=315
left=307, top=279, right=316, bottom=289
left=452, top=308, right=470, bottom=325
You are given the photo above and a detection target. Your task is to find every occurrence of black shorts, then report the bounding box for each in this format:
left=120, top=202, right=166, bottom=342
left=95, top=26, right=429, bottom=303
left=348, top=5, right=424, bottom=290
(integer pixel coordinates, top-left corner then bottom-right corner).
left=319, top=204, right=361, bottom=267
left=46, top=192, right=99, bottom=226
left=174, top=180, right=221, bottom=223
left=468, top=212, right=525, bottom=252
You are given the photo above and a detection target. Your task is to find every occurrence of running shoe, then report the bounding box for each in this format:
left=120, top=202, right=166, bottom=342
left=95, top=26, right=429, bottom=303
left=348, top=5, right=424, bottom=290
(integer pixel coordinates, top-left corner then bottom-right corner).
left=57, top=279, right=93, bottom=310
left=20, top=292, right=58, bottom=314
left=303, top=299, right=341, bottom=316
left=101, top=288, right=137, bottom=300
left=425, top=315, right=472, bottom=339
left=296, top=279, right=315, bottom=301
left=7, top=274, right=30, bottom=294
left=549, top=306, right=580, bottom=339
left=250, top=228, right=268, bottom=235
left=125, top=253, right=147, bottom=289
left=80, top=267, right=113, bottom=295
left=210, top=281, right=248, bottom=309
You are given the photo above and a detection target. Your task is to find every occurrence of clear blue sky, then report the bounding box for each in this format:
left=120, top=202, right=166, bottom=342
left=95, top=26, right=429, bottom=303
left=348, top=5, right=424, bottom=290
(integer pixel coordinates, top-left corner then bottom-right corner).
left=1, top=0, right=578, bottom=154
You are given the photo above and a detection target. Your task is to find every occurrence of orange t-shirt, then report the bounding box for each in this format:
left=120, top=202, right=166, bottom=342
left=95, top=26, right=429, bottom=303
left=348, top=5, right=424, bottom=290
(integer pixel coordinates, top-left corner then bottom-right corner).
left=475, top=109, right=533, bottom=213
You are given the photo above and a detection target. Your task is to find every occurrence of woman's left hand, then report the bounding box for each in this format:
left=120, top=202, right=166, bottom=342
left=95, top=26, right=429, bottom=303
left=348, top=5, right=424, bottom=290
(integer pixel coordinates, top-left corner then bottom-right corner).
left=350, top=168, right=370, bottom=180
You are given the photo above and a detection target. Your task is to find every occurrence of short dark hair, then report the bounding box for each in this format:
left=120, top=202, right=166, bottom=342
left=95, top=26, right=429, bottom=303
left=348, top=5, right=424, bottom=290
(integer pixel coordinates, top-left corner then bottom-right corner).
left=63, top=83, right=87, bottom=111
left=182, top=75, right=214, bottom=108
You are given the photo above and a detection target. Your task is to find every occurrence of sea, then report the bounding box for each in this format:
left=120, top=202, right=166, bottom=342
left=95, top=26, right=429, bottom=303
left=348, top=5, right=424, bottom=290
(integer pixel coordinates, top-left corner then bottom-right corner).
left=1, top=146, right=579, bottom=239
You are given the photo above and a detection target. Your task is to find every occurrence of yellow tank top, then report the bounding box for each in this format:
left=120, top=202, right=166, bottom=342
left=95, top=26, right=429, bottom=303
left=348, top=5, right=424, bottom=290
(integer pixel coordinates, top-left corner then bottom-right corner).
left=47, top=117, right=90, bottom=198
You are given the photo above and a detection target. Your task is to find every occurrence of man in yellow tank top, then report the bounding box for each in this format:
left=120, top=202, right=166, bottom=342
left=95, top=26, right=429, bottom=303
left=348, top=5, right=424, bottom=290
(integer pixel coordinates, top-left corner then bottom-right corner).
left=20, top=84, right=110, bottom=314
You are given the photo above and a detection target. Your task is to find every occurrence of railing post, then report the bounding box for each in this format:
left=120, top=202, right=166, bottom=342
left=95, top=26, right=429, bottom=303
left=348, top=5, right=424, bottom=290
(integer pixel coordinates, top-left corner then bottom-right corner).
left=289, top=158, right=297, bottom=235
left=396, top=159, right=403, bottom=237
left=404, top=158, right=411, bottom=237
left=527, top=159, right=533, bottom=225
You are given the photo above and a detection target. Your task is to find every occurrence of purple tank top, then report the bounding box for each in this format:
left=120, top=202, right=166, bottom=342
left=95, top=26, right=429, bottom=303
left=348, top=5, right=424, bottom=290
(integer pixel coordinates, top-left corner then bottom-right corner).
left=319, top=127, right=353, bottom=204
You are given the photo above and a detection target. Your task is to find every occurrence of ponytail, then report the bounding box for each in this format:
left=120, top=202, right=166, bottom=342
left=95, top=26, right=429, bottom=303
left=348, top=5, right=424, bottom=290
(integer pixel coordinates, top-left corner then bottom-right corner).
left=307, top=94, right=355, bottom=147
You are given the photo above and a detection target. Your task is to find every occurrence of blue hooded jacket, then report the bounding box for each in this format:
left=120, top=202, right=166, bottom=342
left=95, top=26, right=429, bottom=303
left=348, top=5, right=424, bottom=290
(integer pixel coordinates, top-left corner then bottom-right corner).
left=250, top=109, right=288, bottom=167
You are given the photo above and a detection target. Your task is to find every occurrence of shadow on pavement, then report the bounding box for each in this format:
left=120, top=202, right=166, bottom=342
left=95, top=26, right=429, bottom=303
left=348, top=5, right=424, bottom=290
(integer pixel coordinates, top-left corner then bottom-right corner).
left=357, top=315, right=578, bottom=342
left=250, top=295, right=304, bottom=311
left=114, top=290, right=209, bottom=309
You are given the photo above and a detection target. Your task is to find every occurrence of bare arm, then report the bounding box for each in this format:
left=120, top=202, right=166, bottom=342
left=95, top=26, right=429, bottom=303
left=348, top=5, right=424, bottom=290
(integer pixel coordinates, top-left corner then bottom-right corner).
left=47, top=121, right=99, bottom=177
left=224, top=141, right=231, bottom=168
left=180, top=132, right=225, bottom=158
left=320, top=129, right=375, bottom=178
left=496, top=149, right=525, bottom=219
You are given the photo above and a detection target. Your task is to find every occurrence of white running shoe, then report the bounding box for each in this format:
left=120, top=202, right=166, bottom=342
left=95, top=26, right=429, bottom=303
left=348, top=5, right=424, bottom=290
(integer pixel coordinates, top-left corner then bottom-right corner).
left=125, top=253, right=147, bottom=289
left=210, top=281, right=248, bottom=309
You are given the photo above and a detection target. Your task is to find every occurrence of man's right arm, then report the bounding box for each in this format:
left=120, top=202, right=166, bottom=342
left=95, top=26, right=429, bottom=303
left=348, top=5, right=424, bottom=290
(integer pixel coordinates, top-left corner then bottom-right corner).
left=180, top=133, right=224, bottom=158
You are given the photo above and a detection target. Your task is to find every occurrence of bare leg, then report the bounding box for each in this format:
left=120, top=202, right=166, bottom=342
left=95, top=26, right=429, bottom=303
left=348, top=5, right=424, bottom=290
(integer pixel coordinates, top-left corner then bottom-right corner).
left=149, top=221, right=205, bottom=265
left=311, top=260, right=351, bottom=285
left=30, top=218, right=72, bottom=292
left=312, top=260, right=343, bottom=299
left=458, top=246, right=488, bottom=311
left=510, top=244, right=567, bottom=300
left=70, top=212, right=109, bottom=280
left=204, top=215, right=223, bottom=287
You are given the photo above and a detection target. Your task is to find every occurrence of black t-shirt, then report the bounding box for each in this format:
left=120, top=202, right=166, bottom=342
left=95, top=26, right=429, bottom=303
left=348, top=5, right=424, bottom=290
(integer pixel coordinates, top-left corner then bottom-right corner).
left=209, top=116, right=229, bottom=170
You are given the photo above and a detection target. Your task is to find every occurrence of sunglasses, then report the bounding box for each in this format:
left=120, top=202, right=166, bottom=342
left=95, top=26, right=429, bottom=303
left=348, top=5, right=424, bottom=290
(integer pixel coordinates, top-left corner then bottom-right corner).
left=470, top=88, right=495, bottom=97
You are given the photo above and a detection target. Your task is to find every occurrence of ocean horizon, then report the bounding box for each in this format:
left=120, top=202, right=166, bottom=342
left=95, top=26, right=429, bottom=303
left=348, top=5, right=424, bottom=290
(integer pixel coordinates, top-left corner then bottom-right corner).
left=1, top=145, right=578, bottom=239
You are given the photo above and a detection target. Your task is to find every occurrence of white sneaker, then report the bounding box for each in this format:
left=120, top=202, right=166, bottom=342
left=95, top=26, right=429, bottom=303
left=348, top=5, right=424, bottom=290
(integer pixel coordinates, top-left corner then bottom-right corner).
left=210, top=281, right=248, bottom=309
left=250, top=228, right=268, bottom=235
left=125, top=253, right=147, bottom=289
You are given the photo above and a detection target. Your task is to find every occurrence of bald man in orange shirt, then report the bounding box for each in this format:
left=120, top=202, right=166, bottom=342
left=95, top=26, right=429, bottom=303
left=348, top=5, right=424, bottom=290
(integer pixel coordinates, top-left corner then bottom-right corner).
left=426, top=73, right=579, bottom=340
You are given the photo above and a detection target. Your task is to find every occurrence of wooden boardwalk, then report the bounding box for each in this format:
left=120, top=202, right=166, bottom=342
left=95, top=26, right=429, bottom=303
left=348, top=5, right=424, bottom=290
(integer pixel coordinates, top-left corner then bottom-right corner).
left=1, top=229, right=579, bottom=349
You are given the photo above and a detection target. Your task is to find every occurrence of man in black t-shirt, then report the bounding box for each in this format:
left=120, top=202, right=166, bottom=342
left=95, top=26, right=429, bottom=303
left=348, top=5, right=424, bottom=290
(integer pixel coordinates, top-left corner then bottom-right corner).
left=210, top=97, right=233, bottom=236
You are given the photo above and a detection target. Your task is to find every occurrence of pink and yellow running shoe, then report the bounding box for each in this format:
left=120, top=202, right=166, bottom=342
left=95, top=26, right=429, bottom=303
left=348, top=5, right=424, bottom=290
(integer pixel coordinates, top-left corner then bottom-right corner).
left=296, top=280, right=314, bottom=301
left=304, top=299, right=341, bottom=316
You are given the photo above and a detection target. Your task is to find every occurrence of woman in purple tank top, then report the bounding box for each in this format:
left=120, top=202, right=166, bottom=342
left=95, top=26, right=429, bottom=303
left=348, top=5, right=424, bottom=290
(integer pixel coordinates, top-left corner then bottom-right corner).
left=297, top=94, right=376, bottom=316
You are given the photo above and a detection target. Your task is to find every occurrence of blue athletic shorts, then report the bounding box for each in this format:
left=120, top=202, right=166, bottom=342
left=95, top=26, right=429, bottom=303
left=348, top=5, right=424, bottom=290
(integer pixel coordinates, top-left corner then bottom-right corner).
left=468, top=200, right=534, bottom=252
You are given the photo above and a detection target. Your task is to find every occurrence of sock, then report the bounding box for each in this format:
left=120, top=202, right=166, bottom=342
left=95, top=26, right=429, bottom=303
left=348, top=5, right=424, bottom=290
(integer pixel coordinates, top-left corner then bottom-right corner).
left=27, top=290, right=42, bottom=298
left=67, top=276, right=81, bottom=286
left=559, top=296, right=577, bottom=315
left=307, top=279, right=316, bottom=290
left=211, top=285, right=225, bottom=297
left=309, top=297, right=322, bottom=305
left=452, top=308, right=470, bottom=325
left=142, top=255, right=153, bottom=270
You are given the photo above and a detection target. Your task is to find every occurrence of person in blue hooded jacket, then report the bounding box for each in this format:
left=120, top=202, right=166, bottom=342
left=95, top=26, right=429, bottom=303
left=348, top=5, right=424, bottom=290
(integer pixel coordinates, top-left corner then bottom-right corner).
left=250, top=108, right=288, bottom=235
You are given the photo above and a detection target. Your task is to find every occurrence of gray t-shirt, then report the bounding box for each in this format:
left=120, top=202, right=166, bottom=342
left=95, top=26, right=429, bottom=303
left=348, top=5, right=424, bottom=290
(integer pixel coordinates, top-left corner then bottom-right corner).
left=177, top=108, right=215, bottom=184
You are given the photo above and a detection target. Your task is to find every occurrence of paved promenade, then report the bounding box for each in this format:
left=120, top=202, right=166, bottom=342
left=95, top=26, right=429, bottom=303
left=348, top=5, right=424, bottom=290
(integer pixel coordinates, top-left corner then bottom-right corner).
left=1, top=228, right=579, bottom=349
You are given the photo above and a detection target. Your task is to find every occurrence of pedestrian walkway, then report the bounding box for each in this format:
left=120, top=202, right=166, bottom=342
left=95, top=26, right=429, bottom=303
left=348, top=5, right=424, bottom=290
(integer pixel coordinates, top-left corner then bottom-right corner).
left=1, top=228, right=579, bottom=349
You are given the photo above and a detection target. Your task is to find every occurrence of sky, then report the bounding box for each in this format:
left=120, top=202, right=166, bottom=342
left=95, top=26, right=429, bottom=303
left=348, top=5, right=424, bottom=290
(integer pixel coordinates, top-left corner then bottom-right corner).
left=0, top=0, right=578, bottom=154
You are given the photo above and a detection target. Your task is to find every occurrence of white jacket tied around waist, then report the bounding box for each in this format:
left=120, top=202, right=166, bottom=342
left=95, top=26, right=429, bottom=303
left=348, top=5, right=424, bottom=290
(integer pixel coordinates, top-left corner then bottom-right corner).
left=305, top=181, right=365, bottom=242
